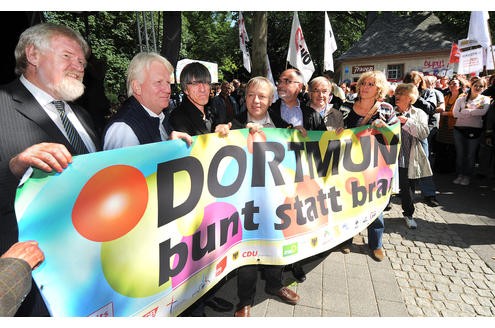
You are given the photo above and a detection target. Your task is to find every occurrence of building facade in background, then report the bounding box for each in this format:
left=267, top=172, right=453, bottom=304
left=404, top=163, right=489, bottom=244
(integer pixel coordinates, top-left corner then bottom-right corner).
left=337, top=12, right=457, bottom=83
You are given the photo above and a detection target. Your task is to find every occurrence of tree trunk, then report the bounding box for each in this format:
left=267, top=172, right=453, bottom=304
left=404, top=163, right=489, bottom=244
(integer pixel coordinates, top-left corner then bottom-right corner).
left=252, top=12, right=267, bottom=77
left=161, top=11, right=182, bottom=68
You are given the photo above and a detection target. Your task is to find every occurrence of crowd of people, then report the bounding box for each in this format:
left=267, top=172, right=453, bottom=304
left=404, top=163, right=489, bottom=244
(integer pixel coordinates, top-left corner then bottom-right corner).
left=1, top=22, right=494, bottom=317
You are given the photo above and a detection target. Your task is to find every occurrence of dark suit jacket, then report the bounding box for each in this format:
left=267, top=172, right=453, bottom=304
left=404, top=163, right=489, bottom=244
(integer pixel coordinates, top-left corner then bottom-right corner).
left=211, top=94, right=241, bottom=123
left=0, top=78, right=100, bottom=253
left=170, top=96, right=222, bottom=136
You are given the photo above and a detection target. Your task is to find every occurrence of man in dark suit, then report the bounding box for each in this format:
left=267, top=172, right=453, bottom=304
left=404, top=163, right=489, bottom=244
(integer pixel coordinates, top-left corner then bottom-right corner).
left=0, top=23, right=100, bottom=316
left=211, top=80, right=240, bottom=123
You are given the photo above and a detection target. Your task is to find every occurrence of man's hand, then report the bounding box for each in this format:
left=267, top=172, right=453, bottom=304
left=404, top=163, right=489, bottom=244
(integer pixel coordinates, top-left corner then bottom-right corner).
left=1, top=241, right=45, bottom=270
left=397, top=115, right=409, bottom=125
left=293, top=125, right=307, bottom=137
left=9, top=143, right=72, bottom=178
left=214, top=122, right=232, bottom=137
left=246, top=122, right=263, bottom=134
left=371, top=119, right=388, bottom=128
left=169, top=131, right=193, bottom=146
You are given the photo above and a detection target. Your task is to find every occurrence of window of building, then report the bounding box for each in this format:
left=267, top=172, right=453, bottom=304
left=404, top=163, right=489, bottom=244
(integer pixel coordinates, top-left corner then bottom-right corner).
left=387, top=64, right=404, bottom=80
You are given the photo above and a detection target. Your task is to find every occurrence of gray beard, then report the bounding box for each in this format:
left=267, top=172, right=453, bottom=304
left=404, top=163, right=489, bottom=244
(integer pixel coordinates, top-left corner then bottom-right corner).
left=55, top=78, right=85, bottom=101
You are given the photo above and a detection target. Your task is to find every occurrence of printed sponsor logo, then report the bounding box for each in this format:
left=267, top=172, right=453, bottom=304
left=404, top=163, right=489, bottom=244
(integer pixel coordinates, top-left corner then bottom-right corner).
left=143, top=307, right=158, bottom=317
left=283, top=243, right=298, bottom=257
left=216, top=256, right=227, bottom=276
left=89, top=302, right=114, bottom=317
left=242, top=250, right=258, bottom=258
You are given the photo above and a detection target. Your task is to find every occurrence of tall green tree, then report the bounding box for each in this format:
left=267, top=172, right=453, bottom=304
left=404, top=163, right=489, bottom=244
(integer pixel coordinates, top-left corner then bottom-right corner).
left=44, top=11, right=494, bottom=100
left=251, top=12, right=268, bottom=77
left=180, top=12, right=240, bottom=81
left=46, top=11, right=138, bottom=102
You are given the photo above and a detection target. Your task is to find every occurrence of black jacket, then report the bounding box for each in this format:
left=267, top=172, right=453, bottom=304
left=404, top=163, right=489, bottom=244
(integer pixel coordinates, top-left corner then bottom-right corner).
left=170, top=96, right=221, bottom=136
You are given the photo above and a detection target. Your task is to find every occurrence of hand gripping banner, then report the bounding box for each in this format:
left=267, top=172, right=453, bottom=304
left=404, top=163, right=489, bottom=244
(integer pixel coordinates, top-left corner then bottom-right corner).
left=15, top=124, right=400, bottom=317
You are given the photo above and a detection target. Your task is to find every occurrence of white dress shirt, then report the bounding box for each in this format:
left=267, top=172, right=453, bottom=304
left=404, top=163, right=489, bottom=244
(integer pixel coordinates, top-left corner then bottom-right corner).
left=19, top=75, right=97, bottom=153
left=103, top=105, right=168, bottom=150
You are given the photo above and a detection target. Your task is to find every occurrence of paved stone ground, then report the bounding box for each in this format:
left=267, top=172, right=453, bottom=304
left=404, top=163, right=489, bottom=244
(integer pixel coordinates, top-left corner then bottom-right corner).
left=205, top=172, right=495, bottom=317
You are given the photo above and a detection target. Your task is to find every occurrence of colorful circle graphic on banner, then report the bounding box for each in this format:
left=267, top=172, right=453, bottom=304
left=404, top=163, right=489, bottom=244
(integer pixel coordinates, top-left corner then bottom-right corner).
left=171, top=202, right=242, bottom=288
left=72, top=165, right=149, bottom=242
left=100, top=173, right=172, bottom=297
left=282, top=176, right=329, bottom=238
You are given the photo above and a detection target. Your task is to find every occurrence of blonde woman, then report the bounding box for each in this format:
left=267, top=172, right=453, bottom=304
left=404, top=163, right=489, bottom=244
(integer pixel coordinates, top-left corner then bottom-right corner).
left=339, top=71, right=397, bottom=261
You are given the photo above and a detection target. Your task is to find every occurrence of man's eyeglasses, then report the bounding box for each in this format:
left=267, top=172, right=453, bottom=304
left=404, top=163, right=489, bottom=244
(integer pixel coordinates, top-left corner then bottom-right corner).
left=276, top=79, right=301, bottom=86
left=186, top=81, right=210, bottom=87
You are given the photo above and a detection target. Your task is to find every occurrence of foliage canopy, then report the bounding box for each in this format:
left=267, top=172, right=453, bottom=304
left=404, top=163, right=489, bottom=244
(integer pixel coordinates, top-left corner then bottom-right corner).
left=44, top=11, right=493, bottom=103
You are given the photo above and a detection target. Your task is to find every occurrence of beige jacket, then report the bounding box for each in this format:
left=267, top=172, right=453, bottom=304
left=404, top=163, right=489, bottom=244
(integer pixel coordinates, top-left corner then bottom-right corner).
left=401, top=106, right=433, bottom=179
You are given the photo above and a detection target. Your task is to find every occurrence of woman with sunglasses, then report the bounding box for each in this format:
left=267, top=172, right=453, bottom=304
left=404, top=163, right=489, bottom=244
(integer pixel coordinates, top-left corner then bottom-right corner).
left=338, top=70, right=397, bottom=262
left=452, top=76, right=491, bottom=186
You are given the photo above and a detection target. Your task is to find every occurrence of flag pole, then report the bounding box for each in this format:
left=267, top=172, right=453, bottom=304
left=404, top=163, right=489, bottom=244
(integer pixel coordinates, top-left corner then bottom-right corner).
left=488, top=26, right=495, bottom=73
left=445, top=41, right=453, bottom=71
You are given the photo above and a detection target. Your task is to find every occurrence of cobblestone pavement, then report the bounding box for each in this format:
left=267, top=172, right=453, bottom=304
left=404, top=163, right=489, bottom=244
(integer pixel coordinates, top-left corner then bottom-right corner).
left=384, top=199, right=495, bottom=317
left=205, top=172, right=495, bottom=317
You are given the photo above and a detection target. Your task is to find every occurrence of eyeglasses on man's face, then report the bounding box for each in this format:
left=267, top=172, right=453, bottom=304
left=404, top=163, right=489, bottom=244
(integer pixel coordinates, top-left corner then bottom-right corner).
left=186, top=81, right=210, bottom=87
left=276, top=78, right=301, bottom=86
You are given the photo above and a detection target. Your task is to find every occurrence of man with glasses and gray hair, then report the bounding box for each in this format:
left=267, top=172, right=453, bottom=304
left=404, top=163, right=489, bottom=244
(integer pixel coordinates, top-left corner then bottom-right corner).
left=269, top=68, right=310, bottom=282
left=270, top=68, right=307, bottom=137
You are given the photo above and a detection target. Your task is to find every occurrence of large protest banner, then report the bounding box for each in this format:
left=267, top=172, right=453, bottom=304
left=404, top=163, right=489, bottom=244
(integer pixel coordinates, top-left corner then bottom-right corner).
left=15, top=125, right=400, bottom=317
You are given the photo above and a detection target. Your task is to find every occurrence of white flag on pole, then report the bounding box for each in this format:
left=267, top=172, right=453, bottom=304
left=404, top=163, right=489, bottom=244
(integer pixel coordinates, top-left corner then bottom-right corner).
left=286, top=11, right=315, bottom=84
left=324, top=11, right=337, bottom=72
left=468, top=11, right=492, bottom=49
left=239, top=11, right=251, bottom=73
left=266, top=54, right=279, bottom=102
left=487, top=45, right=495, bottom=70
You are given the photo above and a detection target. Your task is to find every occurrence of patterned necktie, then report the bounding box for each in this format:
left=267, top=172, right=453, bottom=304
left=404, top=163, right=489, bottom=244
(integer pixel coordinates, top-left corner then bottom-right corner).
left=52, top=101, right=89, bottom=155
